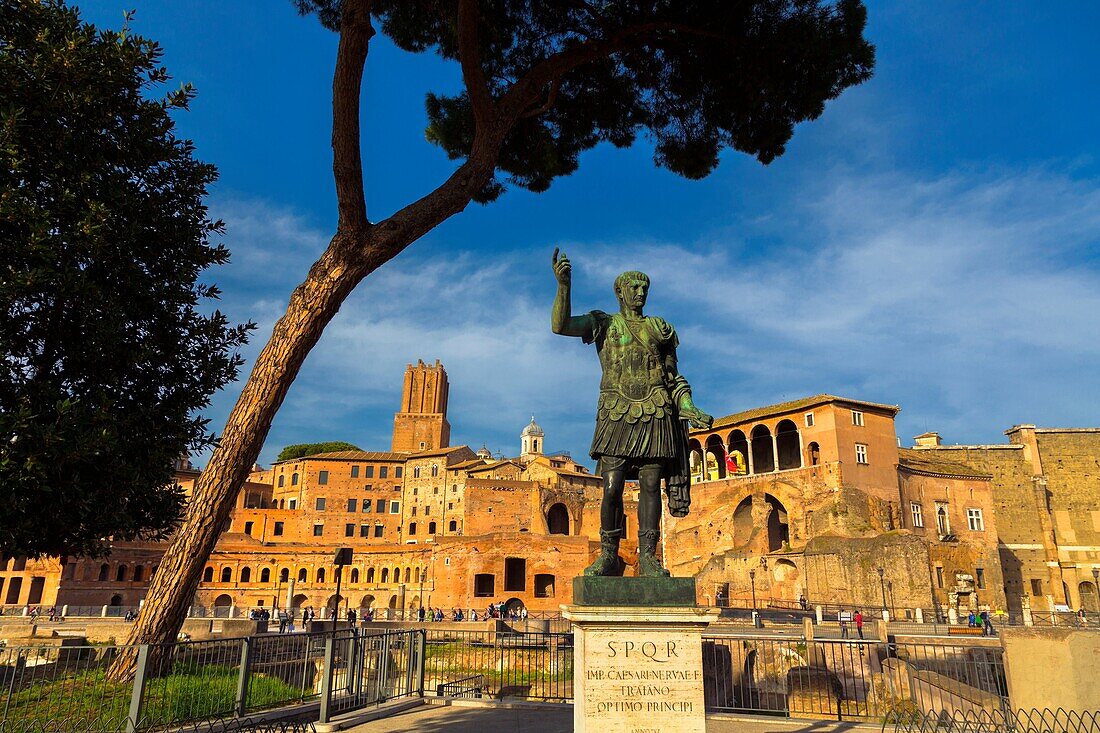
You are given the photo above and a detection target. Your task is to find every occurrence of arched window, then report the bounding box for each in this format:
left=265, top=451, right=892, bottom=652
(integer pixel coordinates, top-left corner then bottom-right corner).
left=350, top=568, right=360, bottom=583
left=413, top=467, right=421, bottom=478
left=220, top=567, right=232, bottom=583
left=775, top=420, right=801, bottom=470
left=279, top=568, right=289, bottom=582
left=278, top=475, right=285, bottom=487
left=807, top=441, right=821, bottom=466
left=317, top=567, right=326, bottom=583
left=291, top=472, right=299, bottom=485
left=133, top=565, right=144, bottom=582
left=404, top=567, right=411, bottom=583
left=688, top=438, right=704, bottom=482
left=260, top=568, right=271, bottom=583
left=203, top=566, right=214, bottom=583
left=392, top=566, right=400, bottom=583
left=431, top=464, right=439, bottom=477
left=704, top=435, right=726, bottom=480
left=547, top=503, right=570, bottom=535
left=240, top=567, right=252, bottom=583
left=367, top=567, right=376, bottom=583
left=751, top=425, right=775, bottom=473
left=428, top=521, right=437, bottom=535
left=727, top=430, right=749, bottom=474
left=99, top=563, right=111, bottom=581
left=116, top=565, right=128, bottom=582
left=408, top=522, right=417, bottom=536
left=297, top=568, right=307, bottom=582
left=381, top=568, right=389, bottom=583
left=765, top=494, right=790, bottom=551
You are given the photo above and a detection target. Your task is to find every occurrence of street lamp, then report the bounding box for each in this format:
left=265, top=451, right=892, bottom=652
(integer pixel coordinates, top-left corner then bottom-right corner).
left=748, top=568, right=758, bottom=626
left=877, top=567, right=887, bottom=618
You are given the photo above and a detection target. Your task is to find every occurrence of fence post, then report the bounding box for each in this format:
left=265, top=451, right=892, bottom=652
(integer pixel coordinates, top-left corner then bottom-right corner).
left=417, top=629, right=426, bottom=697
left=234, top=635, right=254, bottom=717
left=319, top=633, right=336, bottom=724
left=124, top=645, right=152, bottom=733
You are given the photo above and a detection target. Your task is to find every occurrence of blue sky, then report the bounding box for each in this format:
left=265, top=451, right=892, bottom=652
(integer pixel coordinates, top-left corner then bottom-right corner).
left=79, top=2, right=1100, bottom=468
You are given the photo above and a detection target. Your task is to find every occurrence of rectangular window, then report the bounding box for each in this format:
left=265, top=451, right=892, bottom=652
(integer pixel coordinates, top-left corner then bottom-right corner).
left=345, top=523, right=354, bottom=537
left=1030, top=579, right=1043, bottom=596
left=374, top=524, right=383, bottom=538
left=363, top=501, right=372, bottom=513
left=504, top=557, right=526, bottom=592
left=424, top=505, right=430, bottom=515
left=935, top=567, right=943, bottom=588
left=288, top=499, right=297, bottom=510
left=389, top=501, right=400, bottom=514
left=364, top=484, right=372, bottom=491
left=474, top=573, right=495, bottom=597
left=804, top=412, right=815, bottom=427
left=855, top=444, right=868, bottom=464
left=976, top=568, right=985, bottom=589
left=910, top=502, right=924, bottom=528
left=244, top=521, right=254, bottom=535
left=376, top=499, right=386, bottom=513
left=347, top=498, right=357, bottom=513
left=852, top=410, right=864, bottom=426
left=967, top=508, right=984, bottom=532
left=313, top=524, right=324, bottom=537
left=379, top=466, right=388, bottom=478
left=360, top=524, right=369, bottom=537
left=351, top=465, right=359, bottom=478
left=315, top=497, right=326, bottom=511
left=411, top=507, right=417, bottom=516
left=365, top=466, right=374, bottom=478
left=318, top=470, right=329, bottom=485
left=395, top=467, right=403, bottom=478
left=273, top=521, right=284, bottom=536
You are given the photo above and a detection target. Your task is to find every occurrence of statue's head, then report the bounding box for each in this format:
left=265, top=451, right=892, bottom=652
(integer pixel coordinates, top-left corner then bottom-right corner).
left=614, top=270, right=650, bottom=310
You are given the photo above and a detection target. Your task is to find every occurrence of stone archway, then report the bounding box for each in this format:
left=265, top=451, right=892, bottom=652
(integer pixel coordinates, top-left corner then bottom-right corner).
left=764, top=494, right=790, bottom=552
left=751, top=425, right=775, bottom=473
left=547, top=503, right=570, bottom=535
left=1079, top=581, right=1099, bottom=613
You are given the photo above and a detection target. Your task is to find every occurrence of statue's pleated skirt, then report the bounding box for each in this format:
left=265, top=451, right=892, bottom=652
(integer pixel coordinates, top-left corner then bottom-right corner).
left=590, top=411, right=678, bottom=460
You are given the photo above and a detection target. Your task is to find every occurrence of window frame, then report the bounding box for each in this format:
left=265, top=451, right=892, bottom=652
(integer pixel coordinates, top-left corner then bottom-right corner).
left=855, top=443, right=868, bottom=464
left=851, top=410, right=864, bottom=426
left=804, top=412, right=815, bottom=427
left=910, top=502, right=924, bottom=528
left=967, top=507, right=984, bottom=532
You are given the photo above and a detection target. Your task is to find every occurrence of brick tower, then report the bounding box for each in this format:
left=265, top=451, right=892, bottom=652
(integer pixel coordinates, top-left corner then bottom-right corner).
left=391, top=359, right=451, bottom=452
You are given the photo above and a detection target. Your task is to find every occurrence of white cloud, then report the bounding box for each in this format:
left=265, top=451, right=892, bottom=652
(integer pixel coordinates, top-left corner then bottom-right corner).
left=192, top=165, right=1100, bottom=468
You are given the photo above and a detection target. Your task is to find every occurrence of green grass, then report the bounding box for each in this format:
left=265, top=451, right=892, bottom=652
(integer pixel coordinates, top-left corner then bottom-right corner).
left=2, top=664, right=311, bottom=729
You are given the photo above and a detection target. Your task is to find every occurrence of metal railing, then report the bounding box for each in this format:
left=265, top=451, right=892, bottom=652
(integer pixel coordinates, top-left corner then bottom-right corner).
left=0, top=628, right=426, bottom=732
left=421, top=629, right=572, bottom=702
left=701, top=636, right=1008, bottom=722
left=890, top=707, right=1100, bottom=733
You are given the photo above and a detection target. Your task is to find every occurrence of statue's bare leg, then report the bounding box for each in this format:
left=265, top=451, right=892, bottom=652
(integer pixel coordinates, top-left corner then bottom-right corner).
left=585, top=460, right=625, bottom=576
left=637, top=462, right=670, bottom=577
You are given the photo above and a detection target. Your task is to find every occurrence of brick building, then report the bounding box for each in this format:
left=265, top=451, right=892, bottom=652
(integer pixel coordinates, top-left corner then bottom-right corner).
left=2, top=367, right=1097, bottom=622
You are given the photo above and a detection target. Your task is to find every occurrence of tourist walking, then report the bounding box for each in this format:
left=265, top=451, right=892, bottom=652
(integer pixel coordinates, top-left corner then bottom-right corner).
left=839, top=609, right=849, bottom=639
left=980, top=610, right=994, bottom=636
left=854, top=610, right=864, bottom=640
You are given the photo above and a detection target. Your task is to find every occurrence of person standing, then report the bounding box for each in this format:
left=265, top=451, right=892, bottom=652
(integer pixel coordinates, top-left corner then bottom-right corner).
left=854, top=610, right=864, bottom=640
left=839, top=609, right=849, bottom=639
left=981, top=610, right=994, bottom=636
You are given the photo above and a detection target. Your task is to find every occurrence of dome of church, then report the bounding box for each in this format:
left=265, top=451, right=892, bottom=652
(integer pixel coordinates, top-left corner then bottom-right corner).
left=476, top=445, right=492, bottom=460
left=521, top=416, right=544, bottom=437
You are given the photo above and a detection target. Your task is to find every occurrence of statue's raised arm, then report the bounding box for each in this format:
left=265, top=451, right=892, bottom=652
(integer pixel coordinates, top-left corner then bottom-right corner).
left=550, top=248, right=593, bottom=338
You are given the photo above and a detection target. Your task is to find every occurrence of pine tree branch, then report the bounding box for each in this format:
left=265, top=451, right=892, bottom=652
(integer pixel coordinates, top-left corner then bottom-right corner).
left=458, top=0, right=495, bottom=129
left=332, top=0, right=373, bottom=231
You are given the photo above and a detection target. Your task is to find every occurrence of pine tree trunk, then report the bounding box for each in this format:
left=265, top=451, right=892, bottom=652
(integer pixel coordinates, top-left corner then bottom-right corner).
left=106, top=232, right=369, bottom=681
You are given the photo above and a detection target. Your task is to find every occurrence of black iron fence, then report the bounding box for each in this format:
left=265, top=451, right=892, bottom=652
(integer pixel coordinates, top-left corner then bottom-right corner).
left=701, top=636, right=1008, bottom=722
left=421, top=629, right=572, bottom=702
left=0, top=628, right=424, bottom=733
left=891, top=708, right=1100, bottom=733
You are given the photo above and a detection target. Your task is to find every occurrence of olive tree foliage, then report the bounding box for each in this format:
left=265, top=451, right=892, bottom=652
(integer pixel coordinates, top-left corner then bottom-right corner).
left=0, top=0, right=252, bottom=558
left=111, top=0, right=873, bottom=674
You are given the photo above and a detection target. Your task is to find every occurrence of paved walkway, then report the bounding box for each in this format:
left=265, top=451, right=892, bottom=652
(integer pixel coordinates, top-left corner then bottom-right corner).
left=343, top=702, right=880, bottom=733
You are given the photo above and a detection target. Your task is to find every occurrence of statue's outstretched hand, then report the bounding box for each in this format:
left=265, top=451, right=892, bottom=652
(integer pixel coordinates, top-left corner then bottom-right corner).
left=680, top=404, right=713, bottom=430
left=552, top=247, right=571, bottom=286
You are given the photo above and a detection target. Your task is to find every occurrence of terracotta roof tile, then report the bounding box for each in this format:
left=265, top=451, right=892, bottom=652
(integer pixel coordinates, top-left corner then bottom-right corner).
left=897, top=448, right=992, bottom=479
left=706, top=394, right=900, bottom=432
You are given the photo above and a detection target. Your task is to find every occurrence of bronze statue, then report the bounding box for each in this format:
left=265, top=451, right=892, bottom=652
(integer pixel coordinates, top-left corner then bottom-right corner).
left=551, top=249, right=713, bottom=577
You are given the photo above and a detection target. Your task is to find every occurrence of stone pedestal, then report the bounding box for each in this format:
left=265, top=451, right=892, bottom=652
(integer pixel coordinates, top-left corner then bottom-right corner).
left=563, top=578, right=719, bottom=733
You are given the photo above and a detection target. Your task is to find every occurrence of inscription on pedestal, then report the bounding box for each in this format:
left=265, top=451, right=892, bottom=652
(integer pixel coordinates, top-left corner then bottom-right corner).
left=582, top=628, right=706, bottom=732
